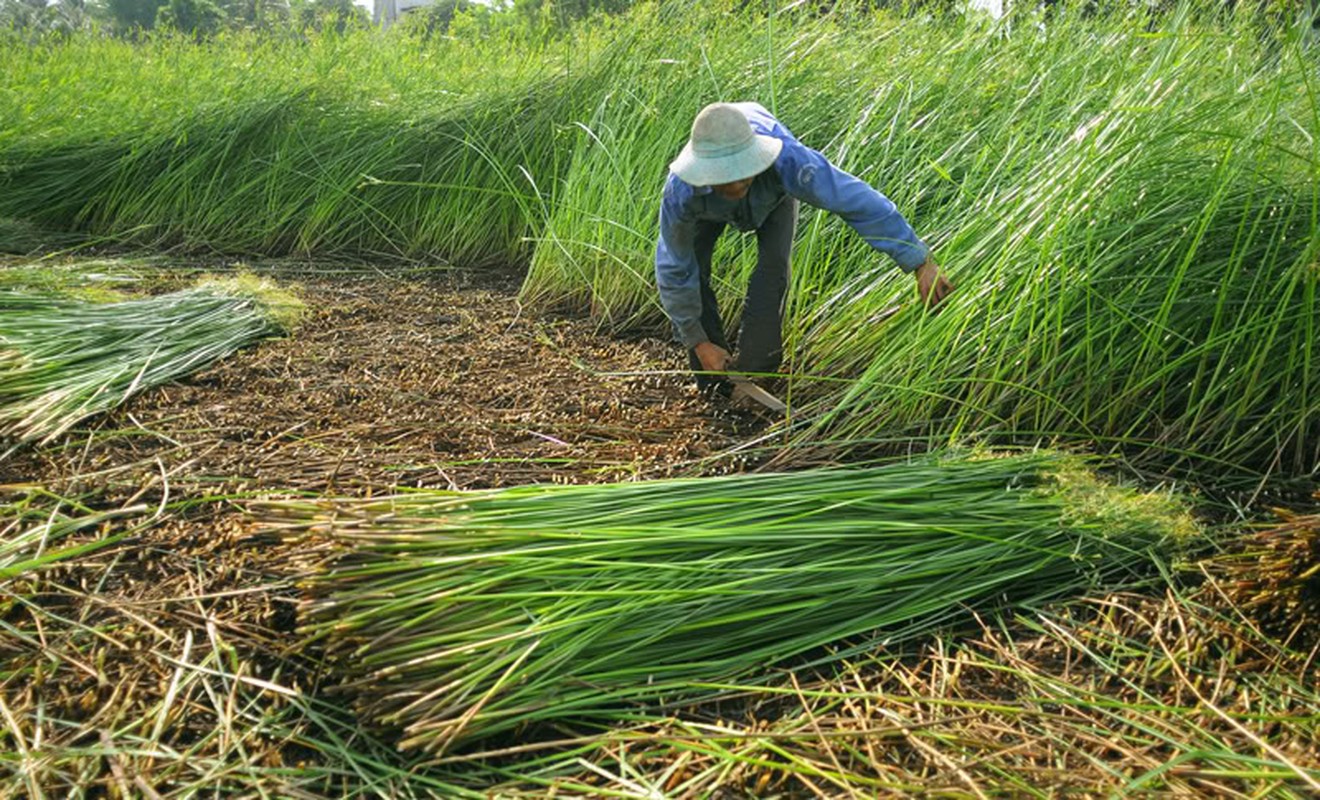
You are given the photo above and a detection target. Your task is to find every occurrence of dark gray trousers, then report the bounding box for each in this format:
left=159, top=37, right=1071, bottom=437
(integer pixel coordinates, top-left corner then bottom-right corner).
left=686, top=197, right=798, bottom=391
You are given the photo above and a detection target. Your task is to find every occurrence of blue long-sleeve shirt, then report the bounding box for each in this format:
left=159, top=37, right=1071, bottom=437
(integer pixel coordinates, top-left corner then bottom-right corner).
left=655, top=102, right=929, bottom=348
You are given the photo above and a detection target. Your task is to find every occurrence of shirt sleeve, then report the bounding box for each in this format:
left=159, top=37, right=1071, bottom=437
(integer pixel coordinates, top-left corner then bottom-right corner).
left=654, top=176, right=708, bottom=348
left=776, top=140, right=930, bottom=271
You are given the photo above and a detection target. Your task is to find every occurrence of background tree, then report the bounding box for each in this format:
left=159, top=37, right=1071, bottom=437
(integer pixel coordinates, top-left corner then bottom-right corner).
left=512, top=0, right=632, bottom=28
left=1, top=0, right=53, bottom=32
left=156, top=0, right=224, bottom=36
left=290, top=0, right=366, bottom=33
left=2, top=0, right=91, bottom=36
left=222, top=0, right=290, bottom=30
left=99, top=0, right=164, bottom=32
left=402, top=0, right=471, bottom=35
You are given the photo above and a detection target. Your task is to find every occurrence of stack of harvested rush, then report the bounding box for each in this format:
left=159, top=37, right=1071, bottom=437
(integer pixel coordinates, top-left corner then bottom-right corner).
left=272, top=450, right=1195, bottom=756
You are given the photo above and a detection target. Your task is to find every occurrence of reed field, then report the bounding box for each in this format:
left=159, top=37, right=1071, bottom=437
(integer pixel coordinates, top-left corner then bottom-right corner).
left=1, top=1, right=1319, bottom=796
left=3, top=2, right=1317, bottom=482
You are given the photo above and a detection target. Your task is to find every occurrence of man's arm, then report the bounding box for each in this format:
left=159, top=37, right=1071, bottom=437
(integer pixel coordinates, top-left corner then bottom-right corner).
left=778, top=140, right=953, bottom=308
left=779, top=141, right=928, bottom=268
left=655, top=179, right=731, bottom=370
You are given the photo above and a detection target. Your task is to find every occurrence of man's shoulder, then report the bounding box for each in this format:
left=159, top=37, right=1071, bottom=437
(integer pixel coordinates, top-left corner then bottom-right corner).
left=662, top=172, right=701, bottom=209
left=731, top=100, right=774, bottom=117
left=731, top=101, right=782, bottom=134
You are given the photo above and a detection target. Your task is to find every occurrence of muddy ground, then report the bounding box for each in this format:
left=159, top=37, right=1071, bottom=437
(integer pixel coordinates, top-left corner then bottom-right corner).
left=3, top=269, right=768, bottom=497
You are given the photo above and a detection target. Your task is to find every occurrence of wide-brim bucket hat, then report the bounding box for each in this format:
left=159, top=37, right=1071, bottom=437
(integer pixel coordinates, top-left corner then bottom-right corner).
left=670, top=103, right=783, bottom=187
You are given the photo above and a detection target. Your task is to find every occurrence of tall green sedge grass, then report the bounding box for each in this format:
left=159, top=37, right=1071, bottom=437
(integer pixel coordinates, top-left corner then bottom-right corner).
left=0, top=23, right=609, bottom=264
left=0, top=274, right=302, bottom=443
left=2, top=4, right=1314, bottom=481
left=519, top=5, right=1319, bottom=484
left=278, top=449, right=1195, bottom=756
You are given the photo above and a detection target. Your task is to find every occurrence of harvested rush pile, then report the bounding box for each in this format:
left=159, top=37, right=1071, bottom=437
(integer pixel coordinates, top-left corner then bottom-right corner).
left=1213, top=497, right=1320, bottom=653
left=0, top=274, right=301, bottom=443
left=275, top=450, right=1195, bottom=756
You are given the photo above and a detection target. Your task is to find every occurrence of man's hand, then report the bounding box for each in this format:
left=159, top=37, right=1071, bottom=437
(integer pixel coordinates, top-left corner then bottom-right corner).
left=914, top=259, right=954, bottom=311
left=694, top=341, right=732, bottom=373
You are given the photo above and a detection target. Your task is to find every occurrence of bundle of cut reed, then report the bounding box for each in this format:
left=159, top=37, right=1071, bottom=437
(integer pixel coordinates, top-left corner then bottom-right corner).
left=0, top=274, right=301, bottom=443
left=281, top=450, right=1194, bottom=756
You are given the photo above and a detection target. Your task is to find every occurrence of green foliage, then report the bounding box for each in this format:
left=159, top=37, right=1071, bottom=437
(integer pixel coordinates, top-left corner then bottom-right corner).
left=397, top=0, right=474, bottom=36
left=0, top=217, right=80, bottom=253
left=289, top=0, right=367, bottom=32
left=0, top=0, right=91, bottom=38
left=516, top=3, right=1320, bottom=484
left=0, top=490, right=128, bottom=580
left=513, top=0, right=632, bottom=17
left=5, top=0, right=331, bottom=38
left=0, top=2, right=1315, bottom=483
left=100, top=0, right=164, bottom=31
left=220, top=0, right=290, bottom=30
left=156, top=0, right=225, bottom=35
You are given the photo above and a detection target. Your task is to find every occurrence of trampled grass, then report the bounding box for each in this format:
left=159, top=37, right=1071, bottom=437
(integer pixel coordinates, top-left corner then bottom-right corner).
left=480, top=578, right=1320, bottom=797
left=0, top=488, right=134, bottom=581
left=0, top=492, right=493, bottom=799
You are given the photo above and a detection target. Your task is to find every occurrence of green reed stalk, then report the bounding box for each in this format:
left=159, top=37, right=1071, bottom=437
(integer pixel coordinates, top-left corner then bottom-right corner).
left=519, top=4, right=1318, bottom=484
left=2, top=5, right=1313, bottom=481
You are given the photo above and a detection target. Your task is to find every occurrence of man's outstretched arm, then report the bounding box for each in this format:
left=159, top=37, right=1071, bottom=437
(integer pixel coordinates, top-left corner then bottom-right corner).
left=778, top=141, right=954, bottom=309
